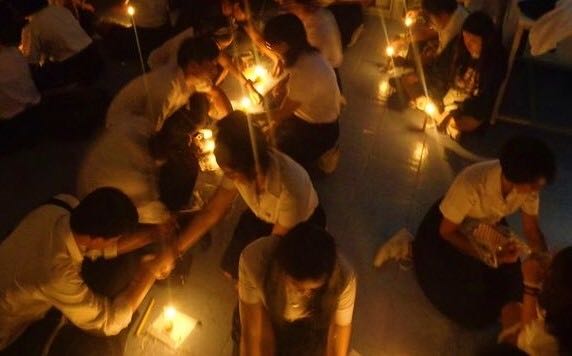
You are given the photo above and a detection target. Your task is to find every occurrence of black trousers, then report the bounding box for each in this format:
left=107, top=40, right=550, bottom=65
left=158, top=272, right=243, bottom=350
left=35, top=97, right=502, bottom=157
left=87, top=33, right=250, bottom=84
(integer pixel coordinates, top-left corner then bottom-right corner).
left=412, top=200, right=523, bottom=329
left=275, top=116, right=339, bottom=169
left=221, top=206, right=326, bottom=280
left=32, top=43, right=103, bottom=91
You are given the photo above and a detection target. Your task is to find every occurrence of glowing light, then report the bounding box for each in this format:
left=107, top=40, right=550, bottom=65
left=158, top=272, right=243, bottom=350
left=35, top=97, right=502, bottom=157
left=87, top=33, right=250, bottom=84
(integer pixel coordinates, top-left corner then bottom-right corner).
left=164, top=306, right=176, bottom=321
left=204, top=140, right=215, bottom=152
left=404, top=16, right=414, bottom=27
left=378, top=80, right=390, bottom=96
left=424, top=101, right=437, bottom=116
left=240, top=96, right=252, bottom=109
left=412, top=142, right=428, bottom=162
left=385, top=45, right=395, bottom=57
left=253, top=65, right=268, bottom=79
left=199, top=129, right=213, bottom=140
left=127, top=5, right=135, bottom=16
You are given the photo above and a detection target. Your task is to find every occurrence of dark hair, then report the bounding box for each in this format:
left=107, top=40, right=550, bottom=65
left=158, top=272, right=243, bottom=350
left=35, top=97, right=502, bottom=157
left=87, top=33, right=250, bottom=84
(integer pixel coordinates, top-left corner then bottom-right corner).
left=275, top=223, right=337, bottom=281
left=451, top=12, right=506, bottom=100
left=499, top=136, right=556, bottom=184
left=70, top=187, right=138, bottom=238
left=262, top=14, right=318, bottom=67
left=177, top=36, right=220, bottom=70
left=540, top=247, right=572, bottom=354
left=14, top=0, right=48, bottom=17
left=214, top=111, right=271, bottom=180
left=149, top=93, right=209, bottom=160
left=421, top=0, right=457, bottom=15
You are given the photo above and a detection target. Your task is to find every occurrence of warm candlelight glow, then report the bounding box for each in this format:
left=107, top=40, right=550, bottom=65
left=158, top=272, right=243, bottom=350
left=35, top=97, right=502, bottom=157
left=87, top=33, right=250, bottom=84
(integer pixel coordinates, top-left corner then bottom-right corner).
left=164, top=306, right=176, bottom=321
left=424, top=101, right=437, bottom=116
left=127, top=5, right=135, bottom=15
left=199, top=129, right=213, bottom=140
left=204, top=140, right=215, bottom=152
left=240, top=96, right=252, bottom=109
left=404, top=16, right=414, bottom=27
left=378, top=80, right=390, bottom=96
left=385, top=45, right=395, bottom=57
left=253, top=65, right=268, bottom=79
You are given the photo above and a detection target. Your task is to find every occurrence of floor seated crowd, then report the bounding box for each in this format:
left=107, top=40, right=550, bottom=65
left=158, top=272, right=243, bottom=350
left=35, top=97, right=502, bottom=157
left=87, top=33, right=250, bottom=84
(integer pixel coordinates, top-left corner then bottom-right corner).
left=0, top=0, right=571, bottom=355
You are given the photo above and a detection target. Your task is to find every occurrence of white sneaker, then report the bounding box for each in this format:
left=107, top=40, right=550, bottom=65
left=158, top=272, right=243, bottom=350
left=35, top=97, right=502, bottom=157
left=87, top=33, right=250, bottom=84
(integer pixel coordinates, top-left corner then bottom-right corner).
left=373, top=228, right=414, bottom=267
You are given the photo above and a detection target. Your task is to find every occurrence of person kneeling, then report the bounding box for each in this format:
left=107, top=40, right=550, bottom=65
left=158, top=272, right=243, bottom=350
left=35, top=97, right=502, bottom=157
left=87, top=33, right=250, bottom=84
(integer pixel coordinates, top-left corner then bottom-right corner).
left=238, top=223, right=356, bottom=355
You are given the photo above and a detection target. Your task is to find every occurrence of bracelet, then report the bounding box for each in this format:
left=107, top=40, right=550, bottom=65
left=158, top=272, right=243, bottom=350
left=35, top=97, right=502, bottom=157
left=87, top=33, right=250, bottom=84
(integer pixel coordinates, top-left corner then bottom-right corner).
left=523, top=286, right=540, bottom=296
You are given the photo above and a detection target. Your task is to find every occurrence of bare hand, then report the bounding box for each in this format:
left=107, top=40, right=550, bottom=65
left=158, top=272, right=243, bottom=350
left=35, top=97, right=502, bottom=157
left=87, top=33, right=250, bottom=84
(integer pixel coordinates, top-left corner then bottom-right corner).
left=496, top=241, right=520, bottom=265
left=143, top=249, right=176, bottom=279
left=272, top=60, right=284, bottom=77
left=521, top=256, right=547, bottom=286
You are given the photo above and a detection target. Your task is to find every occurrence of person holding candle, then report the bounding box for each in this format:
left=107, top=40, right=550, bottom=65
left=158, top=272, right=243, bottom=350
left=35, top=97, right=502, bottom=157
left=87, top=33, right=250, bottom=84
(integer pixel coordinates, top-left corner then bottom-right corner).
left=106, top=36, right=232, bottom=138
left=434, top=11, right=507, bottom=139
left=152, top=111, right=326, bottom=281
left=254, top=14, right=342, bottom=169
left=413, top=136, right=556, bottom=328
left=0, top=188, right=169, bottom=352
left=499, top=247, right=572, bottom=355
left=238, top=222, right=356, bottom=355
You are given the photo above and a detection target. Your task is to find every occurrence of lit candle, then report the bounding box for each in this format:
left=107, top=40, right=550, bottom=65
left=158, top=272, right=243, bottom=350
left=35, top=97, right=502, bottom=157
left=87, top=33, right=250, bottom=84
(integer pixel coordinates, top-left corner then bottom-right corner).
left=404, top=16, right=414, bottom=27
left=253, top=65, right=268, bottom=80
left=199, top=129, right=213, bottom=140
left=204, top=140, right=215, bottom=153
left=424, top=101, right=437, bottom=116
left=240, top=97, right=252, bottom=110
left=164, top=306, right=176, bottom=332
left=378, top=80, right=390, bottom=96
left=385, top=45, right=395, bottom=57
left=127, top=5, right=135, bottom=16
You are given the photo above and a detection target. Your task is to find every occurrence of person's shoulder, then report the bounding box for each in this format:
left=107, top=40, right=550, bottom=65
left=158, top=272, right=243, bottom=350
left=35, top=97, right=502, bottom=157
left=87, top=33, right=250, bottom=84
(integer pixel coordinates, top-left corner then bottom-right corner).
left=241, top=235, right=279, bottom=268
left=459, top=160, right=499, bottom=181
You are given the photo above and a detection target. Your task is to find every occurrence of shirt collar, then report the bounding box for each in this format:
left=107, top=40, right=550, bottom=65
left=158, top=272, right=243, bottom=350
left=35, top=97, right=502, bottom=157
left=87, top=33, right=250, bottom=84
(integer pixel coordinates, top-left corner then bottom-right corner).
left=58, top=215, right=84, bottom=263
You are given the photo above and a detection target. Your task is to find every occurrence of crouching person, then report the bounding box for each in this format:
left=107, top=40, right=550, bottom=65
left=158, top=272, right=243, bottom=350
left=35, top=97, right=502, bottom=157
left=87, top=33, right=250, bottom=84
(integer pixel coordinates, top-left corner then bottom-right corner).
left=238, top=223, right=356, bottom=355
left=0, top=187, right=167, bottom=351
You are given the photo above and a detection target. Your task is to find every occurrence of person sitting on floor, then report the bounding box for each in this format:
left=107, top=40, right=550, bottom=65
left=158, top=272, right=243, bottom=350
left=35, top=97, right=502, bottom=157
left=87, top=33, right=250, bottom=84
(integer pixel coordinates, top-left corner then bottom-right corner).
left=412, top=136, right=556, bottom=329
left=18, top=0, right=102, bottom=90
left=388, top=0, right=469, bottom=110
left=106, top=36, right=232, bottom=139
left=0, top=188, right=168, bottom=351
left=281, top=0, right=344, bottom=89
left=150, top=111, right=326, bottom=281
left=434, top=11, right=507, bottom=138
left=500, top=247, right=572, bottom=356
left=238, top=223, right=356, bottom=355
left=0, top=8, right=42, bottom=151
left=253, top=14, right=342, bottom=169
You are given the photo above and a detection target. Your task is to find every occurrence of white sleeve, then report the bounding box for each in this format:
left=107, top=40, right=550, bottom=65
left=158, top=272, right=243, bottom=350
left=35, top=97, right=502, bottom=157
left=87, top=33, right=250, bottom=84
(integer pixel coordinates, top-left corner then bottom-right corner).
left=43, top=263, right=132, bottom=335
left=439, top=174, right=476, bottom=224
left=334, top=276, right=356, bottom=326
left=238, top=251, right=262, bottom=305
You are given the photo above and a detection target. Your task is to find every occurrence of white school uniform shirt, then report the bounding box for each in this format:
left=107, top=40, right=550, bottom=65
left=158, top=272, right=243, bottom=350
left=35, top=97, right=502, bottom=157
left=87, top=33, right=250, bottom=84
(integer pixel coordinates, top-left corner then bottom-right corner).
left=106, top=64, right=212, bottom=137
left=238, top=235, right=357, bottom=325
left=439, top=160, right=540, bottom=229
left=147, top=27, right=195, bottom=70
left=0, top=194, right=132, bottom=349
left=0, top=47, right=41, bottom=120
left=518, top=316, right=559, bottom=356
left=287, top=52, right=341, bottom=124
left=221, top=150, right=319, bottom=228
left=437, top=5, right=469, bottom=54
left=20, top=5, right=92, bottom=64
left=300, top=8, right=343, bottom=68
left=77, top=125, right=170, bottom=224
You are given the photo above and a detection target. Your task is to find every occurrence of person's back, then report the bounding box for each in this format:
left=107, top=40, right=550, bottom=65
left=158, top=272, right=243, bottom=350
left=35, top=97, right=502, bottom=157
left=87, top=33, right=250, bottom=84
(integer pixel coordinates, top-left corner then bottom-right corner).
left=301, top=7, right=343, bottom=68
left=22, top=4, right=92, bottom=64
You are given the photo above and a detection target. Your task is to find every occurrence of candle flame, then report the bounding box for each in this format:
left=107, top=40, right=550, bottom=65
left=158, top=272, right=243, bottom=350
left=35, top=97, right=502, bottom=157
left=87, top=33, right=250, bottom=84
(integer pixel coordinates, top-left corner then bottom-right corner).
left=404, top=17, right=414, bottom=27
left=385, top=45, right=395, bottom=57
left=164, top=306, right=176, bottom=321
left=127, top=5, right=135, bottom=15
left=240, top=97, right=252, bottom=109
left=424, top=101, right=437, bottom=116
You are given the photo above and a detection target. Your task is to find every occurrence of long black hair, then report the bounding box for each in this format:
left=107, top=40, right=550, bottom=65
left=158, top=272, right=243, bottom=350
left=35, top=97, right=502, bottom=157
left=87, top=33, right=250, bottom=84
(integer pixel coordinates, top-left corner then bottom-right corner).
left=450, top=11, right=507, bottom=95
left=262, top=13, right=318, bottom=67
left=539, top=247, right=572, bottom=354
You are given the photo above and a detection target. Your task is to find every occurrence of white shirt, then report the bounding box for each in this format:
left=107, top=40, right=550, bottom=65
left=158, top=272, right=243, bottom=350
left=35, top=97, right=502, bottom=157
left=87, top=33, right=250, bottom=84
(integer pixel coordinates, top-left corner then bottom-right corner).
left=0, top=194, right=132, bottom=349
left=518, top=317, right=560, bottom=356
left=20, top=5, right=92, bottom=64
left=77, top=126, right=170, bottom=224
left=529, top=0, right=572, bottom=56
left=106, top=64, right=212, bottom=137
left=300, top=8, right=343, bottom=68
left=440, top=160, right=540, bottom=227
left=238, top=235, right=356, bottom=326
left=287, top=52, right=341, bottom=124
left=147, top=27, right=195, bottom=70
left=0, top=47, right=41, bottom=120
left=437, top=5, right=469, bottom=54
left=221, top=150, right=319, bottom=228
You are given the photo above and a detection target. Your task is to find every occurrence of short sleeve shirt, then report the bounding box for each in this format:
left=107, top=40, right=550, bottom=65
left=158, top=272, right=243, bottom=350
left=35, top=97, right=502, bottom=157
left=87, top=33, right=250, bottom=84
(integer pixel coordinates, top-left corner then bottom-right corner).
left=238, top=235, right=357, bottom=326
left=439, top=160, right=540, bottom=227
left=221, top=150, right=319, bottom=228
left=287, top=53, right=341, bottom=124
left=300, top=8, right=343, bottom=68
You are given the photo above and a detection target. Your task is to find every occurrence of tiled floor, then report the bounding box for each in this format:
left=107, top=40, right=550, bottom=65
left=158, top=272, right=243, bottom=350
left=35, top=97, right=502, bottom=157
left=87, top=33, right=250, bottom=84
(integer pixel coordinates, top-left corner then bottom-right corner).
left=1, top=11, right=572, bottom=356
